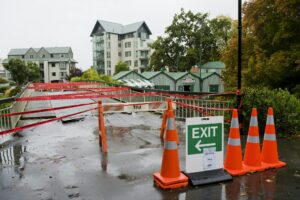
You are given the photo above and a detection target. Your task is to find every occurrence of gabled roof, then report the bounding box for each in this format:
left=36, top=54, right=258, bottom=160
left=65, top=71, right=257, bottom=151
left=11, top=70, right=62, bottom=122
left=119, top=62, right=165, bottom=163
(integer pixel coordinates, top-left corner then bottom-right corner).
left=201, top=61, right=225, bottom=69
left=112, top=71, right=132, bottom=80
left=97, top=20, right=123, bottom=34
left=165, top=72, right=188, bottom=80
left=8, top=48, right=29, bottom=55
left=141, top=71, right=162, bottom=79
left=8, top=47, right=72, bottom=55
left=192, top=72, right=221, bottom=79
left=90, top=20, right=152, bottom=36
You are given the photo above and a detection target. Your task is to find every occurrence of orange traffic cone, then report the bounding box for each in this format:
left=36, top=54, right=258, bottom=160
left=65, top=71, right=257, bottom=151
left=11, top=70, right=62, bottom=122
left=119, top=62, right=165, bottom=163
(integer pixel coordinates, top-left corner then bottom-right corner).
left=153, top=98, right=188, bottom=189
left=243, top=108, right=267, bottom=172
left=224, top=109, right=247, bottom=176
left=261, top=108, right=286, bottom=169
left=160, top=110, right=168, bottom=139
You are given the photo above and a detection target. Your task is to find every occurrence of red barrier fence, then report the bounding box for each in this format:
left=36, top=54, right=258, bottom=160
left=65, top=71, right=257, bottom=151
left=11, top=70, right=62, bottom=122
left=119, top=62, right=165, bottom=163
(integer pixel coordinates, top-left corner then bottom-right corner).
left=16, top=92, right=158, bottom=101
left=0, top=107, right=97, bottom=136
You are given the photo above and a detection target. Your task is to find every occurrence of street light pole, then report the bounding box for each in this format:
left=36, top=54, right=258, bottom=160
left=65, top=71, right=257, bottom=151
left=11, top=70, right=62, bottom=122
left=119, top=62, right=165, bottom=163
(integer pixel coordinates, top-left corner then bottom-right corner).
left=237, top=0, right=243, bottom=133
left=238, top=0, right=242, bottom=91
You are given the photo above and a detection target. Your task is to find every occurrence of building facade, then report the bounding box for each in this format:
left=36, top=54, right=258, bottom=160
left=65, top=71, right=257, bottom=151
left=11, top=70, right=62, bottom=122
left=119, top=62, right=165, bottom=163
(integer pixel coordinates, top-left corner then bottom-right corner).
left=0, top=58, right=11, bottom=80
left=5, top=47, right=77, bottom=83
left=113, top=71, right=224, bottom=93
left=90, top=20, right=152, bottom=75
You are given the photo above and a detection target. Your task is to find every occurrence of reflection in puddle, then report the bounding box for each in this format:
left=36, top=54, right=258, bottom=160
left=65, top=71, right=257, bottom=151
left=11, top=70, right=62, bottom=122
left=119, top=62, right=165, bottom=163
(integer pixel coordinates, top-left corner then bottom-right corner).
left=0, top=144, right=27, bottom=180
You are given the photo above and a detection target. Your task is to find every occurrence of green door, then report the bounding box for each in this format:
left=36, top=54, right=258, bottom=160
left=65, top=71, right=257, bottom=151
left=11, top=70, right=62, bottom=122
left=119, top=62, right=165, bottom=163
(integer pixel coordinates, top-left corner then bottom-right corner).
left=209, top=85, right=219, bottom=93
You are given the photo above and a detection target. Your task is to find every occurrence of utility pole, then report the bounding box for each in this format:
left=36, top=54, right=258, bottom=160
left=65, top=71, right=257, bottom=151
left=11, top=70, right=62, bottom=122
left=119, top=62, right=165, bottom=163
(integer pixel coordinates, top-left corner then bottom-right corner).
left=237, top=0, right=243, bottom=133
left=199, top=31, right=202, bottom=93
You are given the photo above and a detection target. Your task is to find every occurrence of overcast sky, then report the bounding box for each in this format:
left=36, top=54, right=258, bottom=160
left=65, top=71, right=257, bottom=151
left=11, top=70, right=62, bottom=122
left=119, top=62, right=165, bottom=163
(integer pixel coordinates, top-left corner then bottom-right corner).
left=0, top=0, right=242, bottom=70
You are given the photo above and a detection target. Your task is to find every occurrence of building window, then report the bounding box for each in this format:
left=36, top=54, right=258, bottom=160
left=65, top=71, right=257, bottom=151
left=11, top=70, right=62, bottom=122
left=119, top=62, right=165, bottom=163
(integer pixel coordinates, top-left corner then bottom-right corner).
left=52, top=63, right=55, bottom=67
left=107, top=61, right=111, bottom=68
left=52, top=72, right=56, bottom=76
left=106, top=51, right=111, bottom=58
left=50, top=54, right=54, bottom=58
left=106, top=33, right=110, bottom=39
left=30, top=55, right=33, bottom=59
left=125, top=60, right=132, bottom=66
left=107, top=42, right=111, bottom=48
left=125, top=42, right=131, bottom=48
left=209, top=85, right=219, bottom=93
left=118, top=52, right=122, bottom=57
left=107, top=70, right=111, bottom=76
left=60, top=72, right=67, bottom=78
left=125, top=51, right=131, bottom=57
left=42, top=54, right=46, bottom=58
left=134, top=41, right=138, bottom=48
left=22, top=55, right=25, bottom=59
left=59, top=62, right=66, bottom=69
left=61, top=54, right=64, bottom=58
left=118, top=42, right=121, bottom=47
left=134, top=60, right=138, bottom=67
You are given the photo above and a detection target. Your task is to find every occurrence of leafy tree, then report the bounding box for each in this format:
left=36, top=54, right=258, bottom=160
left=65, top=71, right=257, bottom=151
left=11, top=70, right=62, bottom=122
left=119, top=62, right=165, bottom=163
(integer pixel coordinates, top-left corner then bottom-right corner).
left=27, top=62, right=40, bottom=82
left=149, top=9, right=232, bottom=71
left=67, top=67, right=83, bottom=81
left=222, top=0, right=300, bottom=92
left=5, top=59, right=28, bottom=85
left=114, top=61, right=129, bottom=74
left=81, top=67, right=101, bottom=81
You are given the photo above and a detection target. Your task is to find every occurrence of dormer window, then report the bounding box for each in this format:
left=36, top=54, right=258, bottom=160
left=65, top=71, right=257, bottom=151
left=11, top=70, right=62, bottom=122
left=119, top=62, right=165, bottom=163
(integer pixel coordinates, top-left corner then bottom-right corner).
left=42, top=54, right=46, bottom=58
left=61, top=54, right=64, bottom=58
left=50, top=54, right=54, bottom=58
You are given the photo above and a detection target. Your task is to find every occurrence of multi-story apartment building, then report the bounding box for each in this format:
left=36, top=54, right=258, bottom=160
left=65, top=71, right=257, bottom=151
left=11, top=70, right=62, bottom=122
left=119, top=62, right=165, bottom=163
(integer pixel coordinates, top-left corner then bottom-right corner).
left=90, top=20, right=152, bottom=75
left=5, top=47, right=77, bottom=83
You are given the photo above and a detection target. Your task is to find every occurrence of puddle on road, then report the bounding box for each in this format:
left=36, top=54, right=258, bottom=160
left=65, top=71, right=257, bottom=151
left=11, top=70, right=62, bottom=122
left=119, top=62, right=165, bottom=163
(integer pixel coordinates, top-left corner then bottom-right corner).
left=0, top=144, right=27, bottom=182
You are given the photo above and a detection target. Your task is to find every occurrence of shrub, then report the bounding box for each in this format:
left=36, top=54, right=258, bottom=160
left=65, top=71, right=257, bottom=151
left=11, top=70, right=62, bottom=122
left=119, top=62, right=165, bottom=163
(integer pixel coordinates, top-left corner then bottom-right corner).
left=0, top=86, right=10, bottom=94
left=9, top=81, right=16, bottom=86
left=242, top=87, right=300, bottom=136
left=70, top=77, right=83, bottom=82
left=0, top=77, right=9, bottom=84
left=5, top=86, right=21, bottom=97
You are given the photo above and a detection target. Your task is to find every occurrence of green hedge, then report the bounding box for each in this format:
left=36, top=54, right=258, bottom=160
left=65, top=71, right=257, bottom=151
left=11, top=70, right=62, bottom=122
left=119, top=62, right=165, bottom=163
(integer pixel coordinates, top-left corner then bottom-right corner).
left=242, top=87, right=300, bottom=136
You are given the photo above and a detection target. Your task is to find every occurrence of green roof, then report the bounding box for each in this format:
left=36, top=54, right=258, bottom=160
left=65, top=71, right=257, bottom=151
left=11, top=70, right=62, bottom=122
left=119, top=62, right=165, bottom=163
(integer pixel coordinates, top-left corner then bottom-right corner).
left=141, top=71, right=161, bottom=79
left=201, top=61, right=225, bottom=69
left=165, top=72, right=188, bottom=80
left=192, top=72, right=216, bottom=79
left=112, top=71, right=132, bottom=80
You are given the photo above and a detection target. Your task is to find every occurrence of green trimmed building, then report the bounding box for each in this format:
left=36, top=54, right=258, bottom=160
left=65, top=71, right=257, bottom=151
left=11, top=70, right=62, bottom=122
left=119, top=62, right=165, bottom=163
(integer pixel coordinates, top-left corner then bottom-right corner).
left=113, top=70, right=224, bottom=93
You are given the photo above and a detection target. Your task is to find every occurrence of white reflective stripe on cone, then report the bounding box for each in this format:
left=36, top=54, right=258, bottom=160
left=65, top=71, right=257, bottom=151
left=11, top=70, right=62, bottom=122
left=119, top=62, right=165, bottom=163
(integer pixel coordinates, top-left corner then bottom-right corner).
left=264, top=133, right=276, bottom=141
left=231, top=118, right=239, bottom=128
left=247, top=136, right=260, bottom=143
left=228, top=138, right=241, bottom=146
left=267, top=115, right=274, bottom=125
left=167, top=118, right=175, bottom=130
left=250, top=116, right=258, bottom=126
left=164, top=141, right=178, bottom=150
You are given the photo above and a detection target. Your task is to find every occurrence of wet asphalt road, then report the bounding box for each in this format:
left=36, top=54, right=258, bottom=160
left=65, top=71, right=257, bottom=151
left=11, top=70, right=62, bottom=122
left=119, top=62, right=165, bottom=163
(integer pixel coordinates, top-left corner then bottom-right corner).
left=0, top=100, right=300, bottom=199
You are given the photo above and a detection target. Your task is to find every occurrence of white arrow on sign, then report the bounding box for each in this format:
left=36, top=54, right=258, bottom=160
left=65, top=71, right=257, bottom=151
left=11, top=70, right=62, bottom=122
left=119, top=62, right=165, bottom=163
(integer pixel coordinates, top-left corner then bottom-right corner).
left=195, top=140, right=216, bottom=152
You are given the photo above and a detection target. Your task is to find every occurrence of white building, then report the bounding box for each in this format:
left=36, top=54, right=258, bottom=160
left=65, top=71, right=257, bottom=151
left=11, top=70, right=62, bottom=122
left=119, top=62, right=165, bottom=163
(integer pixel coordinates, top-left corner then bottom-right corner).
left=0, top=58, right=11, bottom=80
left=90, top=20, right=152, bottom=75
left=5, top=47, right=77, bottom=83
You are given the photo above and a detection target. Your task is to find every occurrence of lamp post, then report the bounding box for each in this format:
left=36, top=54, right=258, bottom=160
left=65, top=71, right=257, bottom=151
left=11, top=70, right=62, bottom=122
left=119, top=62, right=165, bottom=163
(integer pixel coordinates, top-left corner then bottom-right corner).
left=237, top=0, right=243, bottom=133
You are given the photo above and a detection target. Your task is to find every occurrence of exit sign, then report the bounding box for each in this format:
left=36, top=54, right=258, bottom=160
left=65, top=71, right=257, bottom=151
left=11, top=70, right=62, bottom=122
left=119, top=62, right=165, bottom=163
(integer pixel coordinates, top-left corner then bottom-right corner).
left=187, top=123, right=222, bottom=155
left=186, top=116, right=224, bottom=173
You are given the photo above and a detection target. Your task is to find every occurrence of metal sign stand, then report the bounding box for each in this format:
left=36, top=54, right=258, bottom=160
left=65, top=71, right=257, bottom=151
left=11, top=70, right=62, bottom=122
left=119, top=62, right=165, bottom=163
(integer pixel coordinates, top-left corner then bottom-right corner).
left=184, top=116, right=232, bottom=186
